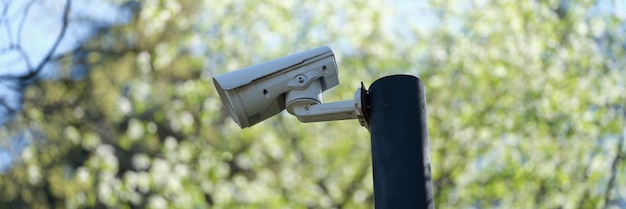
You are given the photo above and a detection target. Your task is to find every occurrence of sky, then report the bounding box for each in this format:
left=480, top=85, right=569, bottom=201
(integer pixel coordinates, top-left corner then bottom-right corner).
left=0, top=0, right=134, bottom=172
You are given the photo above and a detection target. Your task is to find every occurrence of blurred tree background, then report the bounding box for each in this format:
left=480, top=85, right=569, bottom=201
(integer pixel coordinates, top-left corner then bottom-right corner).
left=0, top=0, right=625, bottom=208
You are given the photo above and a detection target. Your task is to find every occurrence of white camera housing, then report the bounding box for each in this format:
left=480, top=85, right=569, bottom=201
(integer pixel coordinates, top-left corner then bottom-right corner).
left=213, top=46, right=366, bottom=128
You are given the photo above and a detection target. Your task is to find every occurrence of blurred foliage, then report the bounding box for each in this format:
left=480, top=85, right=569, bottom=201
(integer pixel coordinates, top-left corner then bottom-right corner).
left=1, top=0, right=625, bottom=208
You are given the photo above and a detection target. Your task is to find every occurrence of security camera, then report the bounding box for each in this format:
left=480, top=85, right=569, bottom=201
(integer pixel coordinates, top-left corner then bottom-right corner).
left=212, top=46, right=368, bottom=128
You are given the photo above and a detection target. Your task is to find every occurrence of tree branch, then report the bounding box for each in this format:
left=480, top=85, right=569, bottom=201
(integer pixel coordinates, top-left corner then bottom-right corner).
left=0, top=0, right=71, bottom=81
left=337, top=160, right=371, bottom=208
left=1, top=0, right=14, bottom=45
left=14, top=44, right=32, bottom=70
left=0, top=97, right=16, bottom=113
left=603, top=133, right=624, bottom=208
left=16, top=0, right=36, bottom=47
left=20, top=0, right=71, bottom=81
left=0, top=44, right=15, bottom=54
left=577, top=137, right=606, bottom=208
left=49, top=45, right=141, bottom=63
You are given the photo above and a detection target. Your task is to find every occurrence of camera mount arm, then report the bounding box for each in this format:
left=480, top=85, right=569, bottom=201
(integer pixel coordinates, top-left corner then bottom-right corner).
left=286, top=82, right=369, bottom=127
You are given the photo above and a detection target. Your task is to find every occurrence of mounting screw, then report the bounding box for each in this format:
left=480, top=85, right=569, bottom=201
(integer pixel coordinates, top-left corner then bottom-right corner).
left=295, top=74, right=308, bottom=86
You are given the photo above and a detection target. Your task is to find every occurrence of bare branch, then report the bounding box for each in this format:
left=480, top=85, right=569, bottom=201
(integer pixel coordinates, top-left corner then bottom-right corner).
left=22, top=0, right=71, bottom=80
left=1, top=1, right=10, bottom=20
left=0, top=44, right=15, bottom=54
left=0, top=0, right=71, bottom=81
left=50, top=45, right=140, bottom=62
left=0, top=0, right=38, bottom=75
left=1, top=0, right=14, bottom=45
left=16, top=0, right=36, bottom=46
left=2, top=80, right=21, bottom=92
left=0, top=97, right=16, bottom=113
left=337, top=160, right=371, bottom=207
left=577, top=137, right=606, bottom=208
left=15, top=44, right=32, bottom=69
left=603, top=133, right=624, bottom=208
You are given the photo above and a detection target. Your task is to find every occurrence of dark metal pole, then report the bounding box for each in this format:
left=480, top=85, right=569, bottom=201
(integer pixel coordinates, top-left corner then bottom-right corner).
left=367, top=75, right=434, bottom=209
